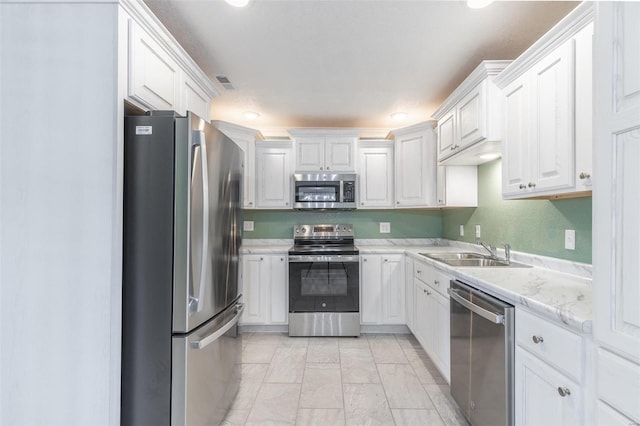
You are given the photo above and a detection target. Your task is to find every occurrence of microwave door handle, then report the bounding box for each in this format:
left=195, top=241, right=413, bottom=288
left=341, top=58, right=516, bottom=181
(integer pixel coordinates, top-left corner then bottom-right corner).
left=190, top=131, right=209, bottom=314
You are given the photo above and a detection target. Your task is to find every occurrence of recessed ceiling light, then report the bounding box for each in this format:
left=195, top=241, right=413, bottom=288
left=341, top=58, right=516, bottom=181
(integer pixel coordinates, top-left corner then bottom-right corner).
left=225, top=0, right=250, bottom=7
left=390, top=112, right=408, bottom=121
left=243, top=111, right=260, bottom=120
left=467, top=0, right=494, bottom=9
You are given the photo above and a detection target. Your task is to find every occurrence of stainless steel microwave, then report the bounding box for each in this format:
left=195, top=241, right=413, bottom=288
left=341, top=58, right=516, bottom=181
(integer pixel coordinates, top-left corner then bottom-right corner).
left=292, top=173, right=357, bottom=210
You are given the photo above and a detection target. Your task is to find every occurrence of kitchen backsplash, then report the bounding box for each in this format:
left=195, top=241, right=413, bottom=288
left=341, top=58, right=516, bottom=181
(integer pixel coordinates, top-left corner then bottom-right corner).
left=243, top=158, right=592, bottom=264
left=243, top=209, right=442, bottom=239
left=441, top=159, right=592, bottom=264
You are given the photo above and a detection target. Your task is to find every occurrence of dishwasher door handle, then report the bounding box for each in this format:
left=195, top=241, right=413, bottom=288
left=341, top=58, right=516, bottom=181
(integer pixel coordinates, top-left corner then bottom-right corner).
left=448, top=288, right=505, bottom=324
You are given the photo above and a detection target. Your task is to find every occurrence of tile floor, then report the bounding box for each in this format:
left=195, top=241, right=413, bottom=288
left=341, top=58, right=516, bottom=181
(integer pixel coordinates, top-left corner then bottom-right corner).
left=221, top=333, right=469, bottom=426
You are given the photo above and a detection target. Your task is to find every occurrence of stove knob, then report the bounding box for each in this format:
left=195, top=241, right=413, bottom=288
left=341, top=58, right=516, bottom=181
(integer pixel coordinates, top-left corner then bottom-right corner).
left=301, top=227, right=306, bottom=233
left=295, top=228, right=300, bottom=233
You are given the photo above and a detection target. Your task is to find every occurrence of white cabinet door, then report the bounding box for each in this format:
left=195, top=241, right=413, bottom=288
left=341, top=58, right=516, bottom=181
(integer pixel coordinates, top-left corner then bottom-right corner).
left=269, top=255, right=288, bottom=324
left=414, top=280, right=431, bottom=350
left=437, top=165, right=478, bottom=207
left=530, top=41, right=575, bottom=193
left=502, top=75, right=531, bottom=197
left=325, top=137, right=355, bottom=171
left=458, top=81, right=486, bottom=149
left=128, top=19, right=180, bottom=111
left=295, top=138, right=325, bottom=171
left=358, top=141, right=394, bottom=208
left=255, top=141, right=292, bottom=209
left=405, top=257, right=415, bottom=333
left=437, top=110, right=456, bottom=160
left=241, top=255, right=269, bottom=324
left=381, top=255, right=405, bottom=325
left=515, top=347, right=581, bottom=426
left=243, top=140, right=256, bottom=209
left=182, top=74, right=210, bottom=121
left=593, top=1, right=640, bottom=365
left=360, top=255, right=382, bottom=324
left=394, top=125, right=437, bottom=207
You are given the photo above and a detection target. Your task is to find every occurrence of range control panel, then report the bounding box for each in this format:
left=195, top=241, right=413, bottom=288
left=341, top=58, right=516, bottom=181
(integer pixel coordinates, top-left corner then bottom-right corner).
left=293, top=224, right=354, bottom=239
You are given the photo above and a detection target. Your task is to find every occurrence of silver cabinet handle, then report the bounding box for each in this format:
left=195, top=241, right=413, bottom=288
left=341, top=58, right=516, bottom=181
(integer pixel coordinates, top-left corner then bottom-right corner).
left=249, top=201, right=253, bottom=205
left=416, top=269, right=422, bottom=274
left=363, top=258, right=368, bottom=262
left=423, top=289, right=428, bottom=293
left=528, top=182, right=536, bottom=188
left=361, top=202, right=364, bottom=205
left=280, top=258, right=284, bottom=261
left=434, top=280, right=440, bottom=285
left=532, top=335, right=544, bottom=344
left=320, top=166, right=323, bottom=170
left=579, top=172, right=591, bottom=179
left=326, top=166, right=330, bottom=170
left=519, top=184, right=527, bottom=190
left=384, top=259, right=388, bottom=262
left=557, top=387, right=571, bottom=397
left=260, top=257, right=264, bottom=261
left=397, top=201, right=400, bottom=204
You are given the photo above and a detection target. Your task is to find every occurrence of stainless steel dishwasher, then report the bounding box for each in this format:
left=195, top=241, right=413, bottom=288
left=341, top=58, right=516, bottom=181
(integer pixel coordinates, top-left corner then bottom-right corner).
left=447, top=280, right=515, bottom=426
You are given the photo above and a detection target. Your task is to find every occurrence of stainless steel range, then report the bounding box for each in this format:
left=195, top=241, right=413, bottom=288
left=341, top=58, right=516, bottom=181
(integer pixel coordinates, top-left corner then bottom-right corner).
left=288, top=224, right=360, bottom=337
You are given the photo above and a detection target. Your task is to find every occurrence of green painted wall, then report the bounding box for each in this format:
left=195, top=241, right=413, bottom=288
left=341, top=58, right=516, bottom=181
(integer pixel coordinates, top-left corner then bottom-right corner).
left=441, top=159, right=592, bottom=263
left=243, top=209, right=442, bottom=239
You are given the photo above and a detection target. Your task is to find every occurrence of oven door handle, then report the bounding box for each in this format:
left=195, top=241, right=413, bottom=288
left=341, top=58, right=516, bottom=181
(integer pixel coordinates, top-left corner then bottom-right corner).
left=447, top=288, right=505, bottom=324
left=288, top=255, right=360, bottom=263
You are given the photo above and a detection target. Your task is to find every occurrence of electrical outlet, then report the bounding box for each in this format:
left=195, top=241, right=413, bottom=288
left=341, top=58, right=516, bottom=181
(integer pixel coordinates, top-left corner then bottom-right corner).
left=243, top=221, right=254, bottom=231
left=460, top=225, right=465, bottom=237
left=475, top=224, right=481, bottom=239
left=380, top=222, right=391, bottom=233
left=565, top=229, right=576, bottom=250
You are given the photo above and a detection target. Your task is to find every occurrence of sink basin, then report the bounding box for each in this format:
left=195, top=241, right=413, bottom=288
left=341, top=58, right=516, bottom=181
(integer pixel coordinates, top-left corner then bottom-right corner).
left=419, top=252, right=531, bottom=268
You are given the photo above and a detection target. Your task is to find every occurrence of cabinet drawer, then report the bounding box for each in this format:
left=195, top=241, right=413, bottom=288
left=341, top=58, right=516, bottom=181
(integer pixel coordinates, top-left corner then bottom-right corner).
left=516, top=309, right=583, bottom=382
left=596, top=348, right=640, bottom=422
left=413, top=260, right=429, bottom=284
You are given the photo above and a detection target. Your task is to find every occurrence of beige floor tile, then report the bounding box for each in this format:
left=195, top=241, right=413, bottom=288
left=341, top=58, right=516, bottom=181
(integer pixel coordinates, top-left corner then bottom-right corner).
left=377, top=363, right=434, bottom=409
left=343, top=383, right=395, bottom=426
left=296, top=408, right=345, bottom=426
left=242, top=343, right=278, bottom=363
left=230, top=381, right=262, bottom=410
left=423, top=384, right=469, bottom=426
left=280, top=336, right=310, bottom=347
left=339, top=336, right=370, bottom=349
left=367, top=334, right=408, bottom=364
left=264, top=346, right=308, bottom=383
left=245, top=383, right=301, bottom=425
left=307, top=340, right=340, bottom=363
left=240, top=363, right=269, bottom=382
left=221, top=408, right=251, bottom=426
left=299, top=363, right=343, bottom=409
left=391, top=408, right=446, bottom=426
left=340, top=347, right=380, bottom=384
left=242, top=332, right=286, bottom=345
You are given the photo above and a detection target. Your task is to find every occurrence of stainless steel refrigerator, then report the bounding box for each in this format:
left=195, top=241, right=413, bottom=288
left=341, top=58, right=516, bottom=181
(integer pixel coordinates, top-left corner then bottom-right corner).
left=122, top=111, right=244, bottom=426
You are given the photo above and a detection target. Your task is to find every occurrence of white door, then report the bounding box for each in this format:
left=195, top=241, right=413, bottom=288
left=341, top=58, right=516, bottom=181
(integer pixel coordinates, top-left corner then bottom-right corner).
left=358, top=143, right=393, bottom=208
left=360, top=255, right=382, bottom=324
left=269, top=255, right=288, bottom=324
left=458, top=81, right=486, bottom=149
left=241, top=255, right=269, bottom=324
left=295, top=138, right=325, bottom=171
left=325, top=138, right=355, bottom=171
left=256, top=142, right=292, bottom=209
left=593, top=1, right=640, bottom=364
left=381, top=255, right=405, bottom=324
left=502, top=75, right=531, bottom=197
left=437, top=110, right=456, bottom=160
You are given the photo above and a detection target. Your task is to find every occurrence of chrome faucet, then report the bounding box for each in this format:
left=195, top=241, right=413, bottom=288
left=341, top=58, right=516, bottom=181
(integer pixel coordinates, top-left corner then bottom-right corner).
left=502, top=243, right=511, bottom=265
left=479, top=241, right=497, bottom=259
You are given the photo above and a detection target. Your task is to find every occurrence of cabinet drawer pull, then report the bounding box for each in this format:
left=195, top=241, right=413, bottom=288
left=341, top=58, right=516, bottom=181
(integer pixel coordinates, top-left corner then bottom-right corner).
left=557, top=387, right=571, bottom=397
left=519, top=184, right=527, bottom=190
left=434, top=280, right=439, bottom=285
left=363, top=258, right=367, bottom=262
left=384, top=259, right=388, bottom=262
left=532, top=335, right=544, bottom=344
left=528, top=182, right=536, bottom=188
left=320, top=167, right=323, bottom=170
left=280, top=258, right=284, bottom=261
left=326, top=166, right=330, bottom=170
left=579, top=172, right=591, bottom=180
left=260, top=257, right=263, bottom=261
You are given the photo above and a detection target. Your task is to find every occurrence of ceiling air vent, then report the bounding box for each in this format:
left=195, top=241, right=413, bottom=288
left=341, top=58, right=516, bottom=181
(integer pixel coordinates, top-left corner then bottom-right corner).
left=215, top=75, right=235, bottom=90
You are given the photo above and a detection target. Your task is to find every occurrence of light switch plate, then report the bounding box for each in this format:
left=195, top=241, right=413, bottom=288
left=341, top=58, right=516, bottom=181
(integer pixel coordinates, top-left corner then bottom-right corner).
left=565, top=229, right=575, bottom=250
left=243, top=221, right=254, bottom=232
left=475, top=224, right=481, bottom=238
left=380, top=222, right=391, bottom=233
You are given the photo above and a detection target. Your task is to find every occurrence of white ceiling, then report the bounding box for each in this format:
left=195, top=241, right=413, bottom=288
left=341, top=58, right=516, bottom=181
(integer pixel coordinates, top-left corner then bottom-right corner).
left=144, top=0, right=578, bottom=136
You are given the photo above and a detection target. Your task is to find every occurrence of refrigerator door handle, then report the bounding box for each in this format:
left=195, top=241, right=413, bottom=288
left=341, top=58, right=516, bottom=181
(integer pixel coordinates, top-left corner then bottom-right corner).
left=190, top=303, right=245, bottom=350
left=190, top=130, right=210, bottom=314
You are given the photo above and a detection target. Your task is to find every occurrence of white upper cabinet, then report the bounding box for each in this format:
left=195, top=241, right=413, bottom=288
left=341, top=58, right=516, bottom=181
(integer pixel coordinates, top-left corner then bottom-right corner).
left=255, top=140, right=293, bottom=209
left=495, top=3, right=594, bottom=199
left=436, top=166, right=478, bottom=207
left=433, top=61, right=511, bottom=165
left=357, top=140, right=394, bottom=208
left=213, top=121, right=264, bottom=209
left=389, top=122, right=437, bottom=208
left=124, top=3, right=217, bottom=120
left=289, top=130, right=358, bottom=172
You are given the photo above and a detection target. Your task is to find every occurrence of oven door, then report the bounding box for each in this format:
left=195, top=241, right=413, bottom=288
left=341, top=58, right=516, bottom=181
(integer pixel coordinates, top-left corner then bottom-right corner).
left=288, top=255, right=359, bottom=313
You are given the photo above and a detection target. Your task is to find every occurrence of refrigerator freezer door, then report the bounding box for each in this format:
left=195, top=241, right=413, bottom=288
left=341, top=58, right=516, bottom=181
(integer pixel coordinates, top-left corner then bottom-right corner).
left=173, top=113, right=244, bottom=333
left=171, top=302, right=243, bottom=426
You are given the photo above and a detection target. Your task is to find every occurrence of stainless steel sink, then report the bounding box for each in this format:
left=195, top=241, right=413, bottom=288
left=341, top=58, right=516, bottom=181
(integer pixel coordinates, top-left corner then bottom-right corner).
left=419, top=252, right=531, bottom=268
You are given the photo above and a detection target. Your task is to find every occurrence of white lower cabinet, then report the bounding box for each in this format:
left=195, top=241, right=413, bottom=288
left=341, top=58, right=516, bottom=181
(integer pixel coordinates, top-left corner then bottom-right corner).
left=405, top=256, right=415, bottom=333
left=360, top=254, right=405, bottom=325
left=413, top=259, right=451, bottom=382
left=515, top=308, right=584, bottom=425
left=240, top=254, right=288, bottom=325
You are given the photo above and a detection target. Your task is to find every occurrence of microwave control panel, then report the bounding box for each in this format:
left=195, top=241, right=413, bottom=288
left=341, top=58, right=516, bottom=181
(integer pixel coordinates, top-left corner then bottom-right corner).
left=343, top=181, right=355, bottom=202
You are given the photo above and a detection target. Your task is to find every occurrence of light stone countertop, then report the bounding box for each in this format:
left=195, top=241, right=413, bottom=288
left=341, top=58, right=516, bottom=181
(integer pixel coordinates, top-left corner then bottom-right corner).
left=241, top=238, right=592, bottom=334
